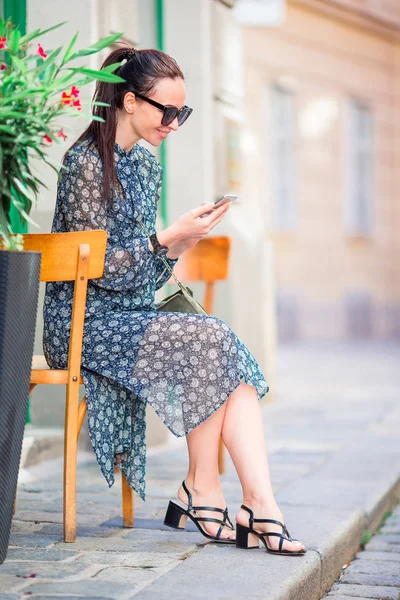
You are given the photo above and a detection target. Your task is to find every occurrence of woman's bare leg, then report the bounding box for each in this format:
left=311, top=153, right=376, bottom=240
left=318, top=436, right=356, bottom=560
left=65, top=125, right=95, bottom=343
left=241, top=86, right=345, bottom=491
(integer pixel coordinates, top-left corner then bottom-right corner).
left=181, top=382, right=305, bottom=551
left=178, top=400, right=235, bottom=539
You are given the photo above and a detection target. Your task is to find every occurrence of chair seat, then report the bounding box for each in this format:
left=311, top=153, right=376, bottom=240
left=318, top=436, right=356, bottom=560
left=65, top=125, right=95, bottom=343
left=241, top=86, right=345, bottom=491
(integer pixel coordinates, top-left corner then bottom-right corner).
left=31, top=355, right=83, bottom=385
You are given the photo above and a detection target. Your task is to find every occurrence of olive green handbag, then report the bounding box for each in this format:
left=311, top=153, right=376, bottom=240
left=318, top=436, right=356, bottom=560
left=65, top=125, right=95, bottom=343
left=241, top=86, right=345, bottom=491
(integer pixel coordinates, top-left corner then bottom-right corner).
left=137, top=219, right=208, bottom=316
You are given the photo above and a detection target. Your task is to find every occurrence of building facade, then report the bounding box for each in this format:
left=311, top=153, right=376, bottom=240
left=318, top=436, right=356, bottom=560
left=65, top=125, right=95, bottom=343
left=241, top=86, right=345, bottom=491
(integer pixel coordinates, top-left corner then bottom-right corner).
left=242, top=0, right=400, bottom=339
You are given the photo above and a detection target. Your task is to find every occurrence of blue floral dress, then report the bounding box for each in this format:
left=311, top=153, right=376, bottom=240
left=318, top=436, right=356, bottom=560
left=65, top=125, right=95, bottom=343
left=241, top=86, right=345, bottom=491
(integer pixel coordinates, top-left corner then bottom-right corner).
left=43, top=138, right=270, bottom=501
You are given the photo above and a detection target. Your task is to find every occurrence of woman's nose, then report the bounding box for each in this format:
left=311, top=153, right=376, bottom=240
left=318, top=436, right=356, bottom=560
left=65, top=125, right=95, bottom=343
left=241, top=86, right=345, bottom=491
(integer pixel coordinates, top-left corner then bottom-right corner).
left=169, top=116, right=179, bottom=131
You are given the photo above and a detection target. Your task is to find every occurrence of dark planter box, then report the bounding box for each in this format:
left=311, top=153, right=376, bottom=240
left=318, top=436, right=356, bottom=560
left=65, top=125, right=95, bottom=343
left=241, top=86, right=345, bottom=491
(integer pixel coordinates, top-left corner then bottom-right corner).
left=0, top=250, right=41, bottom=564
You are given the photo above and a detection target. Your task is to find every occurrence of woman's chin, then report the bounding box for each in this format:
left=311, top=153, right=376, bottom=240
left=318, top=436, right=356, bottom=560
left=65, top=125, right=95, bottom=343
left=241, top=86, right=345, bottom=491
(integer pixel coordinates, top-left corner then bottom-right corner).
left=142, top=135, right=163, bottom=147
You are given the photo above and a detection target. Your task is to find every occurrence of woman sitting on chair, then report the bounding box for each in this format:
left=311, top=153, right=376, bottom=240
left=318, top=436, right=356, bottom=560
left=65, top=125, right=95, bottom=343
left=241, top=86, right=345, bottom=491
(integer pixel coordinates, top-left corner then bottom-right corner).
left=43, top=46, right=306, bottom=556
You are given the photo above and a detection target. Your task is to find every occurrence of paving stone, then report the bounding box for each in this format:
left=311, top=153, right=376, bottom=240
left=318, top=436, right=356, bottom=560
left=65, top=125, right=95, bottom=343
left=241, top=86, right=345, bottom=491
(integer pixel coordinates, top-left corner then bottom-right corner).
left=6, top=534, right=61, bottom=549
left=0, top=561, right=93, bottom=579
left=364, top=540, right=400, bottom=553
left=93, top=563, right=180, bottom=585
left=10, top=521, right=42, bottom=534
left=3, top=549, right=78, bottom=562
left=25, top=597, right=114, bottom=600
left=16, top=500, right=64, bottom=513
left=341, top=572, right=400, bottom=587
left=368, top=534, right=400, bottom=544
left=14, top=512, right=115, bottom=526
left=326, top=596, right=388, bottom=600
left=102, top=516, right=198, bottom=532
left=326, top=596, right=380, bottom=600
left=355, top=551, right=400, bottom=562
left=36, top=523, right=125, bottom=539
left=379, top=525, right=400, bottom=535
left=52, top=528, right=201, bottom=555
left=23, top=580, right=136, bottom=599
left=0, top=595, right=18, bottom=600
left=345, top=559, right=400, bottom=577
left=327, top=584, right=400, bottom=599
left=0, top=574, right=31, bottom=593
left=76, top=551, right=190, bottom=568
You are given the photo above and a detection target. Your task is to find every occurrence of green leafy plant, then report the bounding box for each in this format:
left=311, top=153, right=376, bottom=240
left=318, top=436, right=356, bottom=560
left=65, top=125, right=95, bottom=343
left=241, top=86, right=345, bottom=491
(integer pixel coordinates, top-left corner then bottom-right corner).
left=0, top=18, right=124, bottom=248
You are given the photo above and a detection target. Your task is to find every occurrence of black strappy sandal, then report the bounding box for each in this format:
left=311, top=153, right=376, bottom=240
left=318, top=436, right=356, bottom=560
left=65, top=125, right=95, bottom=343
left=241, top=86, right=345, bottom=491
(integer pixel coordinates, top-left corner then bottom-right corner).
left=235, top=504, right=307, bottom=555
left=163, top=480, right=236, bottom=544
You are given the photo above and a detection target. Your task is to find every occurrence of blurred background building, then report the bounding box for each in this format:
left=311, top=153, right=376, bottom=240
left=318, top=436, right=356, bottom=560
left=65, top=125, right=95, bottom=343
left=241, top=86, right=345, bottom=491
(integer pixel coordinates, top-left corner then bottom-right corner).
left=2, top=0, right=399, bottom=447
left=240, top=0, right=400, bottom=341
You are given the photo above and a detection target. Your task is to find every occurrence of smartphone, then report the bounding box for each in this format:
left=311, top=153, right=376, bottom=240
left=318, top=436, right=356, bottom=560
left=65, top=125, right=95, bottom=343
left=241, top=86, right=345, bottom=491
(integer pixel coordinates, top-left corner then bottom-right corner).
left=214, top=194, right=238, bottom=207
left=200, top=194, right=238, bottom=218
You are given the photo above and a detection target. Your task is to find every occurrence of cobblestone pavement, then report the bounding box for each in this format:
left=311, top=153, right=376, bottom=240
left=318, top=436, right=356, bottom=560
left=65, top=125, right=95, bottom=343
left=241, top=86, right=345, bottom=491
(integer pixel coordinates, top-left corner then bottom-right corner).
left=323, top=502, right=400, bottom=600
left=0, top=340, right=399, bottom=600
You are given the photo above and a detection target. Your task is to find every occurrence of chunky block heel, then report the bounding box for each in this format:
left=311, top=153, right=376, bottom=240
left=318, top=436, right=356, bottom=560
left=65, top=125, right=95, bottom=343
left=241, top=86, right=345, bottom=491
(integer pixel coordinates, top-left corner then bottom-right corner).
left=163, top=501, right=188, bottom=530
left=235, top=523, right=259, bottom=549
left=163, top=480, right=236, bottom=544
left=235, top=505, right=307, bottom=556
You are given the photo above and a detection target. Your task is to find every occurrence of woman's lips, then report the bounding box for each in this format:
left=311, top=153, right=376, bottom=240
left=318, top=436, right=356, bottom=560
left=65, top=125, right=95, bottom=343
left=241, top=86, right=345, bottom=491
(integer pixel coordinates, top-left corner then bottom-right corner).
left=158, top=129, right=169, bottom=139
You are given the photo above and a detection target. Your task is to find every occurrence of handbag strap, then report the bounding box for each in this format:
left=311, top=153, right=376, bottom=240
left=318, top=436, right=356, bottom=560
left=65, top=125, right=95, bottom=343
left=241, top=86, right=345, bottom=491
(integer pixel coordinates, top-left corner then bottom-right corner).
left=136, top=218, right=194, bottom=298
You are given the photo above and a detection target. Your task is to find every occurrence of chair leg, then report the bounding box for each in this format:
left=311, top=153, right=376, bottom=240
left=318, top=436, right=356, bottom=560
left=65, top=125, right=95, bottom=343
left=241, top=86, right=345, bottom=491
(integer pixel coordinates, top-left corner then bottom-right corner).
left=63, top=383, right=79, bottom=543
left=77, top=397, right=87, bottom=441
left=122, top=472, right=134, bottom=528
left=218, top=437, right=225, bottom=474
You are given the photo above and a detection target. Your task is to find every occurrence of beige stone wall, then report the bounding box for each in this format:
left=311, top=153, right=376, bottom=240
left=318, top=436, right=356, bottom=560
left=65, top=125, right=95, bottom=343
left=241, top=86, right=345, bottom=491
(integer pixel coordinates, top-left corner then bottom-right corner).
left=325, top=0, right=400, bottom=26
left=243, top=1, right=399, bottom=339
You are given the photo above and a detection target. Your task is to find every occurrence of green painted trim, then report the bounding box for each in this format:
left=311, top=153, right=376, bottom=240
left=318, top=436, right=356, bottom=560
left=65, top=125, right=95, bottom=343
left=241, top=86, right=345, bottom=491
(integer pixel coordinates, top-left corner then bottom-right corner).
left=4, top=0, right=26, bottom=34
left=156, top=0, right=168, bottom=226
left=156, top=0, right=164, bottom=51
left=4, top=0, right=28, bottom=235
left=4, top=0, right=31, bottom=425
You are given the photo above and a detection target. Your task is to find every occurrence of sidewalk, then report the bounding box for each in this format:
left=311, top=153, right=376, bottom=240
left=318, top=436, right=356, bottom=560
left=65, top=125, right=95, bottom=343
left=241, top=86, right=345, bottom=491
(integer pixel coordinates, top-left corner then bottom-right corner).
left=1, top=340, right=400, bottom=600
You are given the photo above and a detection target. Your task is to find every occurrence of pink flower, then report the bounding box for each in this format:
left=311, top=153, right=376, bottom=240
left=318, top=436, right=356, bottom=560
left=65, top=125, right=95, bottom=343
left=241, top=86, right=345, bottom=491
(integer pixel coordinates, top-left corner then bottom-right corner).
left=37, top=43, right=47, bottom=58
left=61, top=87, right=82, bottom=110
left=0, top=63, right=6, bottom=70
left=43, top=134, right=52, bottom=144
left=0, top=37, right=7, bottom=50
left=61, top=91, right=71, bottom=105
left=57, top=129, right=67, bottom=140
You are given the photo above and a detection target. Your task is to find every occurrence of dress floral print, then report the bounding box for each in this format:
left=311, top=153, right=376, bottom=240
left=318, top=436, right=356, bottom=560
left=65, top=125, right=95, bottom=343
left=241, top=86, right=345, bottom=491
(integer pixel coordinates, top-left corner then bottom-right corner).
left=43, top=138, right=270, bottom=501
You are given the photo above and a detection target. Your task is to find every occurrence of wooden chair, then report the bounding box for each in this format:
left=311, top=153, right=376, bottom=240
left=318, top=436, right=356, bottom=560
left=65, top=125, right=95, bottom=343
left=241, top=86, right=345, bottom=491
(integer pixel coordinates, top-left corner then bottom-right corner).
left=173, top=236, right=231, bottom=474
left=22, top=231, right=134, bottom=543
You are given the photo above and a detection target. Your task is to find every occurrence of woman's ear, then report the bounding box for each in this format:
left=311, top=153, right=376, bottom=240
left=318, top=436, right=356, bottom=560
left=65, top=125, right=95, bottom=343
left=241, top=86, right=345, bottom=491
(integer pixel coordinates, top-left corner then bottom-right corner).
left=123, top=92, right=136, bottom=114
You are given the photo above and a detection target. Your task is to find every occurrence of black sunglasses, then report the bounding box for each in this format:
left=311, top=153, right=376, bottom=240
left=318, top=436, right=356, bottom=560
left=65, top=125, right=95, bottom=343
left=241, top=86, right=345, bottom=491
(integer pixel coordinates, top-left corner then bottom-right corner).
left=133, top=92, right=193, bottom=127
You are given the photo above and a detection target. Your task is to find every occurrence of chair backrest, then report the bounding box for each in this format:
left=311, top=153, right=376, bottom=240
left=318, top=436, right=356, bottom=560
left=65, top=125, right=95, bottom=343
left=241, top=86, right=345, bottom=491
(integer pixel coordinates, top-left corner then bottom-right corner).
left=174, top=236, right=231, bottom=282
left=174, top=236, right=231, bottom=313
left=23, top=231, right=107, bottom=282
left=23, top=230, right=107, bottom=383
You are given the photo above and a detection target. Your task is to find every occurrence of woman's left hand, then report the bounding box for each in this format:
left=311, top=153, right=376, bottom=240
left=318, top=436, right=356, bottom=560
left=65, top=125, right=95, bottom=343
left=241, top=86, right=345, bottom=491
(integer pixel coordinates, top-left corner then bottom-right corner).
left=165, top=236, right=199, bottom=260
left=165, top=202, right=230, bottom=259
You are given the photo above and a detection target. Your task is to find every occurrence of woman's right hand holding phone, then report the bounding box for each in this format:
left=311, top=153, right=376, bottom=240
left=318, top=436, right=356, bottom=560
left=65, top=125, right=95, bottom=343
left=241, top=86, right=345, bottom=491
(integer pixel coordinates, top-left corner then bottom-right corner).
left=156, top=200, right=231, bottom=259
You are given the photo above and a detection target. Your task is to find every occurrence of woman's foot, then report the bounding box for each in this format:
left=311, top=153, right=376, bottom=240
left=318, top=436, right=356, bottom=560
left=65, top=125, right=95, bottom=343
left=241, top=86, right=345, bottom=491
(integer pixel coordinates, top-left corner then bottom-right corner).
left=236, top=499, right=306, bottom=553
left=177, top=481, right=236, bottom=541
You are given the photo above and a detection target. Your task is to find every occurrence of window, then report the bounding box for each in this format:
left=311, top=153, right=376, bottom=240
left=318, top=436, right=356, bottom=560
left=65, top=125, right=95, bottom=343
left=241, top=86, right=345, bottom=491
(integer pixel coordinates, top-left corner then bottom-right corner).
left=269, top=85, right=296, bottom=230
left=345, top=101, right=374, bottom=235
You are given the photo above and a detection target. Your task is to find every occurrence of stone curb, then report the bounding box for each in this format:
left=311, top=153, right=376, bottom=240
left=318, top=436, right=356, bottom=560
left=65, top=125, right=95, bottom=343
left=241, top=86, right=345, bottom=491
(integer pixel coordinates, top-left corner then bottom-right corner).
left=133, top=475, right=400, bottom=600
